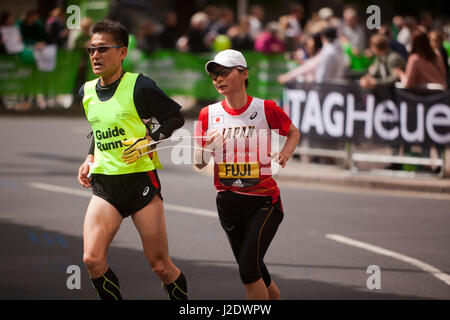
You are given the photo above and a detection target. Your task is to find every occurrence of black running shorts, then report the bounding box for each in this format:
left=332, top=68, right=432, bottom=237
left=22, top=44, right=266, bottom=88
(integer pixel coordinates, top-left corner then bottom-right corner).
left=91, top=170, right=162, bottom=218
left=216, top=191, right=284, bottom=286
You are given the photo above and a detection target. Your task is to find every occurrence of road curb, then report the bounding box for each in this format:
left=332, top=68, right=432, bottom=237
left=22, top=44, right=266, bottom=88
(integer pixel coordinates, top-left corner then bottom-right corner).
left=276, top=172, right=450, bottom=194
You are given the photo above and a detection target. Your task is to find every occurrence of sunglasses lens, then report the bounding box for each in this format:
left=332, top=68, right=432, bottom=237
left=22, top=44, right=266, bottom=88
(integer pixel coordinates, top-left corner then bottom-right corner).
left=97, top=47, right=108, bottom=53
left=88, top=46, right=114, bottom=55
left=211, top=68, right=234, bottom=80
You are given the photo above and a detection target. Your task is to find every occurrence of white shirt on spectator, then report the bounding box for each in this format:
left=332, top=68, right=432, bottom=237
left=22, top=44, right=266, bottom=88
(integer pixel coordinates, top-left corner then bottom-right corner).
left=315, top=39, right=346, bottom=83
left=285, top=16, right=302, bottom=38
left=1, top=25, right=24, bottom=54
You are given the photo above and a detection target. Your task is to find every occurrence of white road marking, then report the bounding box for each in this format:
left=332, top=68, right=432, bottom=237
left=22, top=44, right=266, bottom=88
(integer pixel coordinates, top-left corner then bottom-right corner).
left=29, top=182, right=217, bottom=218
left=326, top=233, right=450, bottom=286
left=30, top=182, right=91, bottom=197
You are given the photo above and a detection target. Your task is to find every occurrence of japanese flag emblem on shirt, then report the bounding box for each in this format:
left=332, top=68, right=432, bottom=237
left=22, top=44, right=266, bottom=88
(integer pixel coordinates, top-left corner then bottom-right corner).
left=213, top=115, right=224, bottom=124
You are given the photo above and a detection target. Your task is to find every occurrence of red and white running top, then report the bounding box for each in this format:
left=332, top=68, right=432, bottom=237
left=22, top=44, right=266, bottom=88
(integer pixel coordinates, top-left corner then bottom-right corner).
left=195, top=95, right=292, bottom=202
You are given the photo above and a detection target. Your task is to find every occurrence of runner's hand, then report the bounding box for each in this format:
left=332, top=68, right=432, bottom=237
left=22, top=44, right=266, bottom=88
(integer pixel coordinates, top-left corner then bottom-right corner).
left=204, top=130, right=224, bottom=150
left=78, top=155, right=94, bottom=188
left=272, top=152, right=289, bottom=168
left=121, top=137, right=152, bottom=164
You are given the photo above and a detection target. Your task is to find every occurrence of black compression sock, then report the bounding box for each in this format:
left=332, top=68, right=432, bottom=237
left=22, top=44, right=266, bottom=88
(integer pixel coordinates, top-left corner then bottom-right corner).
left=162, top=272, right=188, bottom=300
left=91, top=268, right=123, bottom=300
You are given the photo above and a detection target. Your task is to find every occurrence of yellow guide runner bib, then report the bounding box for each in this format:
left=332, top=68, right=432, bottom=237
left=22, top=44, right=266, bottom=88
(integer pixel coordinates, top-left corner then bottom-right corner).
left=83, top=72, right=163, bottom=175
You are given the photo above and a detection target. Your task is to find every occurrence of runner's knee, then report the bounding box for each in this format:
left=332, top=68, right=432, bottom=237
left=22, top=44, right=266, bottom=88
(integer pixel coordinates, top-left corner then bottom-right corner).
left=149, top=255, right=171, bottom=276
left=83, top=252, right=106, bottom=272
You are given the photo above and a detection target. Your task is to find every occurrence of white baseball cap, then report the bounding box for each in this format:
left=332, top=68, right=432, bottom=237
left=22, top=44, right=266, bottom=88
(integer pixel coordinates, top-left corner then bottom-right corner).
left=205, top=49, right=248, bottom=73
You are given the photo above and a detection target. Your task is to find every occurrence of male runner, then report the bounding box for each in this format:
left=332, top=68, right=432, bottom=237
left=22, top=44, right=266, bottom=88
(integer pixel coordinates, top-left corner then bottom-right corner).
left=77, top=19, right=187, bottom=300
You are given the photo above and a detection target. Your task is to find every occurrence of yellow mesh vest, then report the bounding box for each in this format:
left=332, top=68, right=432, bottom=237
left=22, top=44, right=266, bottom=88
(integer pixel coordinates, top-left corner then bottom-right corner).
left=82, top=72, right=157, bottom=174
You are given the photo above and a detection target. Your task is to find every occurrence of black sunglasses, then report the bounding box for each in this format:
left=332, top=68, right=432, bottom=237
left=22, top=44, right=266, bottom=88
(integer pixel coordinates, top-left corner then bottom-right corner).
left=87, top=45, right=121, bottom=55
left=210, top=67, right=242, bottom=80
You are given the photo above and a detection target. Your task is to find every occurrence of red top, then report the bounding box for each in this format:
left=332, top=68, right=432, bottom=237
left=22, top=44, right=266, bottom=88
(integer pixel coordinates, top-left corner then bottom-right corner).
left=196, top=96, right=292, bottom=202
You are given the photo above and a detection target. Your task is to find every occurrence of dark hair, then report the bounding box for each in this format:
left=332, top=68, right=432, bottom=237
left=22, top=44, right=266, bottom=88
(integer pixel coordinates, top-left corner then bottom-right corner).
left=92, top=19, right=129, bottom=48
left=321, top=27, right=337, bottom=41
left=370, top=34, right=389, bottom=51
left=0, top=11, right=11, bottom=26
left=411, top=30, right=436, bottom=61
left=311, top=33, right=323, bottom=53
left=236, top=68, right=249, bottom=88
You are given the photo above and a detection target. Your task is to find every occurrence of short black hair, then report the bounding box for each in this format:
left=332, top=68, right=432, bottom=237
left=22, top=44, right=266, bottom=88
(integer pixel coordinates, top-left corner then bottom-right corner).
left=321, top=27, right=337, bottom=41
left=92, top=19, right=128, bottom=48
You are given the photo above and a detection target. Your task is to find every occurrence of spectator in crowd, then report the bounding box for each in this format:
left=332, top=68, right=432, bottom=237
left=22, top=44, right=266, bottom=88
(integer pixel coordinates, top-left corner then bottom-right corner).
left=45, top=7, right=68, bottom=48
left=278, top=33, right=322, bottom=84
left=73, top=18, right=92, bottom=51
left=360, top=34, right=405, bottom=90
left=204, top=5, right=221, bottom=31
left=207, top=6, right=235, bottom=37
left=18, top=9, right=46, bottom=47
left=0, top=11, right=24, bottom=54
left=420, top=12, right=434, bottom=32
left=159, top=12, right=180, bottom=49
left=72, top=18, right=92, bottom=108
left=379, top=24, right=408, bottom=61
left=248, top=5, right=265, bottom=39
left=340, top=5, right=367, bottom=54
left=227, top=15, right=254, bottom=51
left=176, top=11, right=210, bottom=53
left=254, top=21, right=285, bottom=54
left=397, top=16, right=418, bottom=52
left=429, top=29, right=449, bottom=77
left=304, top=7, right=340, bottom=35
left=136, top=20, right=160, bottom=54
left=303, top=11, right=325, bottom=35
left=394, top=30, right=447, bottom=91
left=315, top=27, right=346, bottom=83
left=279, top=3, right=304, bottom=51
left=391, top=15, right=404, bottom=40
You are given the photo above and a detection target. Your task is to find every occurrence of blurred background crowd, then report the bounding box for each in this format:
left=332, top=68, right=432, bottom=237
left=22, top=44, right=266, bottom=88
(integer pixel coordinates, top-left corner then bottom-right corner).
left=1, top=1, right=449, bottom=95
left=1, top=0, right=449, bottom=172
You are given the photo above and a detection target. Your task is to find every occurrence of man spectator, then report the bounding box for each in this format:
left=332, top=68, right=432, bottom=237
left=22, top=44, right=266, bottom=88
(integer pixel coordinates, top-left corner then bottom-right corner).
left=340, top=5, right=367, bottom=55
left=397, top=16, right=418, bottom=53
left=379, top=24, right=408, bottom=61
left=360, top=34, right=405, bottom=90
left=176, top=11, right=210, bottom=53
left=315, top=27, right=346, bottom=83
left=279, top=3, right=304, bottom=51
left=248, top=5, right=265, bottom=39
left=159, top=12, right=180, bottom=49
left=18, top=10, right=46, bottom=46
left=429, top=29, right=449, bottom=78
left=136, top=20, right=160, bottom=54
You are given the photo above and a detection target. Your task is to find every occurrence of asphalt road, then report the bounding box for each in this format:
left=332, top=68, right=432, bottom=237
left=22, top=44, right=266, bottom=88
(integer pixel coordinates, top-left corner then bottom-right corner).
left=0, top=116, right=449, bottom=300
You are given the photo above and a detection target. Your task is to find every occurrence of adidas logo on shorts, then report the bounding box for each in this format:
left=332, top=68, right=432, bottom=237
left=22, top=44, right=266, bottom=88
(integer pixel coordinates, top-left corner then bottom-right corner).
left=232, top=179, right=244, bottom=187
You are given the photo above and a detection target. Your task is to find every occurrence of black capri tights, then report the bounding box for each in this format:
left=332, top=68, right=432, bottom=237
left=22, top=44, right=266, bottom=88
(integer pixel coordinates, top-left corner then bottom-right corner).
left=216, top=191, right=284, bottom=286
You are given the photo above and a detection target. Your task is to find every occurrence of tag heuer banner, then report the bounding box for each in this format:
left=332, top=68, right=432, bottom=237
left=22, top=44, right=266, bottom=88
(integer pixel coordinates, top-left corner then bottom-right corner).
left=282, top=82, right=450, bottom=147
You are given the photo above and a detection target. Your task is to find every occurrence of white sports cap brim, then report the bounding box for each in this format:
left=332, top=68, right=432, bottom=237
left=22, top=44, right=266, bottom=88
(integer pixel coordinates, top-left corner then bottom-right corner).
left=205, top=49, right=248, bottom=73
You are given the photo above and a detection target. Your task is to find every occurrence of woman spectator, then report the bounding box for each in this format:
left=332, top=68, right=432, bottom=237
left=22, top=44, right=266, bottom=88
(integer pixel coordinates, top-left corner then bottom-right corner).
left=395, top=30, right=447, bottom=91
left=278, top=33, right=322, bottom=83
left=254, top=21, right=285, bottom=54
left=227, top=15, right=254, bottom=51
left=45, top=7, right=68, bottom=48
